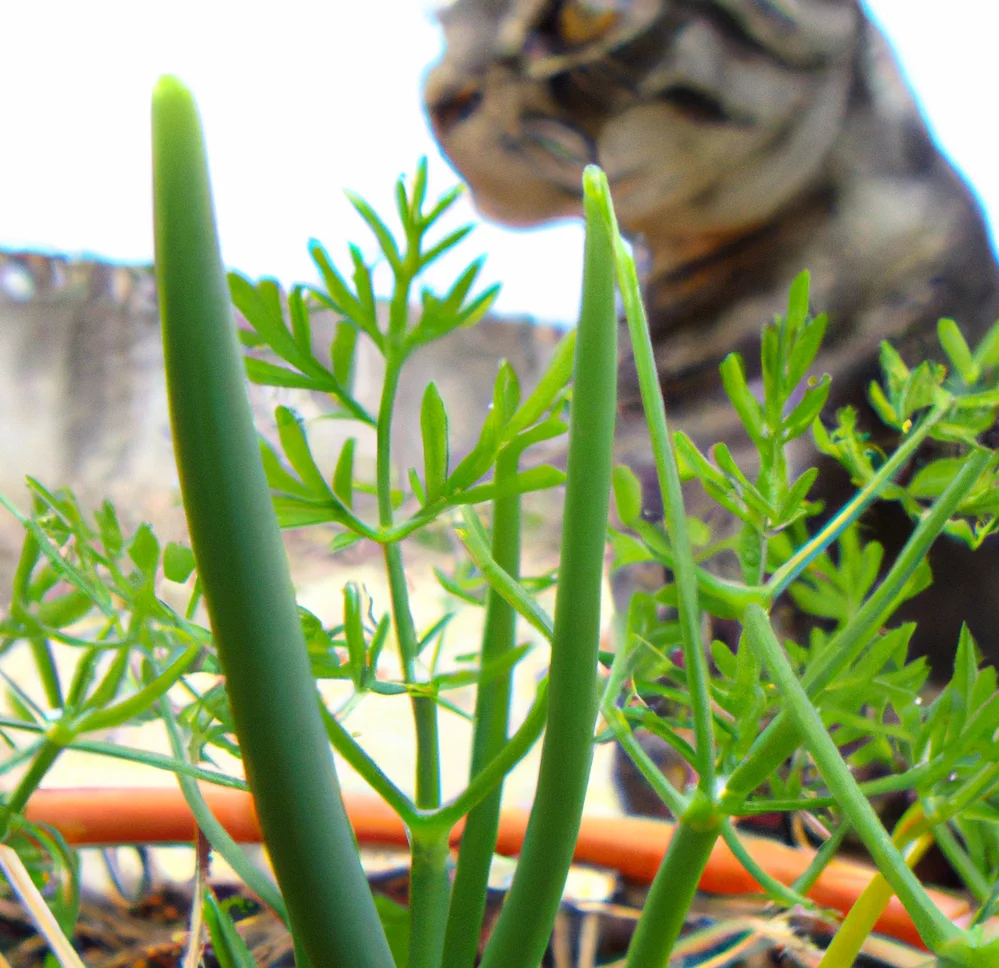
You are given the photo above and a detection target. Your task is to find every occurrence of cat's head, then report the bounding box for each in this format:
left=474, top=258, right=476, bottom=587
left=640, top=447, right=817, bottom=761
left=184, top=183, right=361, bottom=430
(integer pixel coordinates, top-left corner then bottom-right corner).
left=424, top=0, right=860, bottom=236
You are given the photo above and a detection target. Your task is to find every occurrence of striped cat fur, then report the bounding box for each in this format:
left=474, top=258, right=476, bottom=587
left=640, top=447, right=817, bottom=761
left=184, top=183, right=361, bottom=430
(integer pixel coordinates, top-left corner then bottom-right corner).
left=424, top=0, right=999, bottom=683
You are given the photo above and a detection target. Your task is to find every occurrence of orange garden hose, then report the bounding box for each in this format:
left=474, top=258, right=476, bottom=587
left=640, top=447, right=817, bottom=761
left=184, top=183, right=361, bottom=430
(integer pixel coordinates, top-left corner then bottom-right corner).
left=24, top=786, right=976, bottom=951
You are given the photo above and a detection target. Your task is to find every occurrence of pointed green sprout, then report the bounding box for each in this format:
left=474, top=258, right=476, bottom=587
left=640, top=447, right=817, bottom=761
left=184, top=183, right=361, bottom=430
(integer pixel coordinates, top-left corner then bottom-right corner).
left=478, top=165, right=618, bottom=968
left=152, top=75, right=393, bottom=968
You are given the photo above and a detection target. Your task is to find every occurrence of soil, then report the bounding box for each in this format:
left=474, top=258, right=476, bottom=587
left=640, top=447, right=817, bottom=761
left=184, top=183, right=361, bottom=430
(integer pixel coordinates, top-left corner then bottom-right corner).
left=0, top=854, right=921, bottom=968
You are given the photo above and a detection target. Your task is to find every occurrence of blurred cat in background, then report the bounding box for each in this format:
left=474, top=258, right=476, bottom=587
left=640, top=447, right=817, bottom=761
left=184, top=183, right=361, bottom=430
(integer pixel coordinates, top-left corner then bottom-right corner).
left=424, top=0, right=999, bottom=815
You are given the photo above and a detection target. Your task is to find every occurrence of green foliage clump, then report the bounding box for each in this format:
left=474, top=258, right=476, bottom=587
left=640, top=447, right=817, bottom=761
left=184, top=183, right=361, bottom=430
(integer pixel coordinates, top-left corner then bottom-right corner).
left=1, top=76, right=999, bottom=968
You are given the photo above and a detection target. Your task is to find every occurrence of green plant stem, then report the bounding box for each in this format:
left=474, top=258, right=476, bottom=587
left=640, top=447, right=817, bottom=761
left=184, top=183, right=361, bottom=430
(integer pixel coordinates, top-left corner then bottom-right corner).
left=768, top=403, right=947, bottom=596
left=376, top=347, right=441, bottom=808
left=0, top=718, right=250, bottom=789
left=319, top=702, right=419, bottom=825
left=430, top=678, right=547, bottom=832
left=376, top=355, right=404, bottom=528
left=443, top=449, right=521, bottom=968
left=455, top=508, right=554, bottom=641
left=934, top=824, right=991, bottom=902
left=160, top=700, right=289, bottom=925
left=818, top=811, right=932, bottom=968
left=0, top=715, right=250, bottom=788
left=73, top=642, right=200, bottom=732
left=600, top=640, right=688, bottom=816
left=11, top=535, right=64, bottom=710
left=0, top=739, right=62, bottom=841
left=408, top=828, right=452, bottom=968
left=641, top=535, right=770, bottom=615
left=937, top=935, right=999, bottom=968
left=743, top=603, right=958, bottom=952
left=478, top=167, right=618, bottom=968
left=383, top=542, right=441, bottom=807
left=735, top=743, right=996, bottom=813
left=722, top=448, right=994, bottom=810
left=0, top=740, right=44, bottom=781
left=384, top=542, right=447, bottom=967
left=152, top=76, right=392, bottom=968
left=609, top=200, right=714, bottom=795
left=624, top=810, right=721, bottom=968
left=376, top=254, right=447, bottom=965
left=719, top=820, right=813, bottom=909
left=791, top=819, right=852, bottom=896
left=598, top=634, right=689, bottom=818
left=611, top=714, right=689, bottom=818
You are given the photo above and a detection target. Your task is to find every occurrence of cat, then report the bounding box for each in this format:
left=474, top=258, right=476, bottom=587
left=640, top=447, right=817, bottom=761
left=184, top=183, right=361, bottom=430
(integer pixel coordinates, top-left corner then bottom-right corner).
left=424, top=0, right=999, bottom=820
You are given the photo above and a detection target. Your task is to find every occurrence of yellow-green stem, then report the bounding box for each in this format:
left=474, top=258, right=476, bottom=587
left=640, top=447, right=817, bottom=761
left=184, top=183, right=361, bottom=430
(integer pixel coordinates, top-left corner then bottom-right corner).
left=818, top=809, right=933, bottom=968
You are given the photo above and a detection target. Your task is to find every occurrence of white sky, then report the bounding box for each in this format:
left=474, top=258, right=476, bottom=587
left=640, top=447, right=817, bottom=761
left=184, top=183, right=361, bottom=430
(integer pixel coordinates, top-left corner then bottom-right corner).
left=2, top=1, right=997, bottom=326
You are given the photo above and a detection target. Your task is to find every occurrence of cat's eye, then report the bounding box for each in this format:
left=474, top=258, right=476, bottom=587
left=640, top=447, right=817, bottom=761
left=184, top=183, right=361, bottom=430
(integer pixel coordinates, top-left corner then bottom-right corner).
left=558, top=0, right=619, bottom=46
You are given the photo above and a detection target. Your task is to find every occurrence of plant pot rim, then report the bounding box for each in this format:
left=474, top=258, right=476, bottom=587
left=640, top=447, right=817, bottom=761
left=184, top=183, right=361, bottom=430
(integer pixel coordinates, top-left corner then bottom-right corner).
left=23, top=784, right=979, bottom=951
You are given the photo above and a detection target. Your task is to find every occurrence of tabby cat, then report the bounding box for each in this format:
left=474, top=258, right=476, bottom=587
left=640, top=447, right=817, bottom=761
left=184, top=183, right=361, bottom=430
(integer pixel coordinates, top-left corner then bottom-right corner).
left=424, top=0, right=999, bottom=816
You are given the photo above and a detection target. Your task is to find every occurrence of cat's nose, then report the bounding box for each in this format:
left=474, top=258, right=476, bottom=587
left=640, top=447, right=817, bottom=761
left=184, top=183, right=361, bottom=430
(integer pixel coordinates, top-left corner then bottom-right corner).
left=426, top=78, right=483, bottom=136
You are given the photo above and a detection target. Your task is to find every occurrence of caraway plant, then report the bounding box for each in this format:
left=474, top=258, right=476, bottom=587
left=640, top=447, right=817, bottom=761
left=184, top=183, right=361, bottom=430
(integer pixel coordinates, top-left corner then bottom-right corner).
left=0, top=75, right=998, bottom=968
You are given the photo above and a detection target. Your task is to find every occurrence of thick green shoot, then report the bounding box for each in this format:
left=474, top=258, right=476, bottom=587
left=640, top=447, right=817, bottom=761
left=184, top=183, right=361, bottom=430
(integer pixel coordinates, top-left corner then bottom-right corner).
left=477, top=166, right=617, bottom=968
left=152, top=75, right=392, bottom=968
